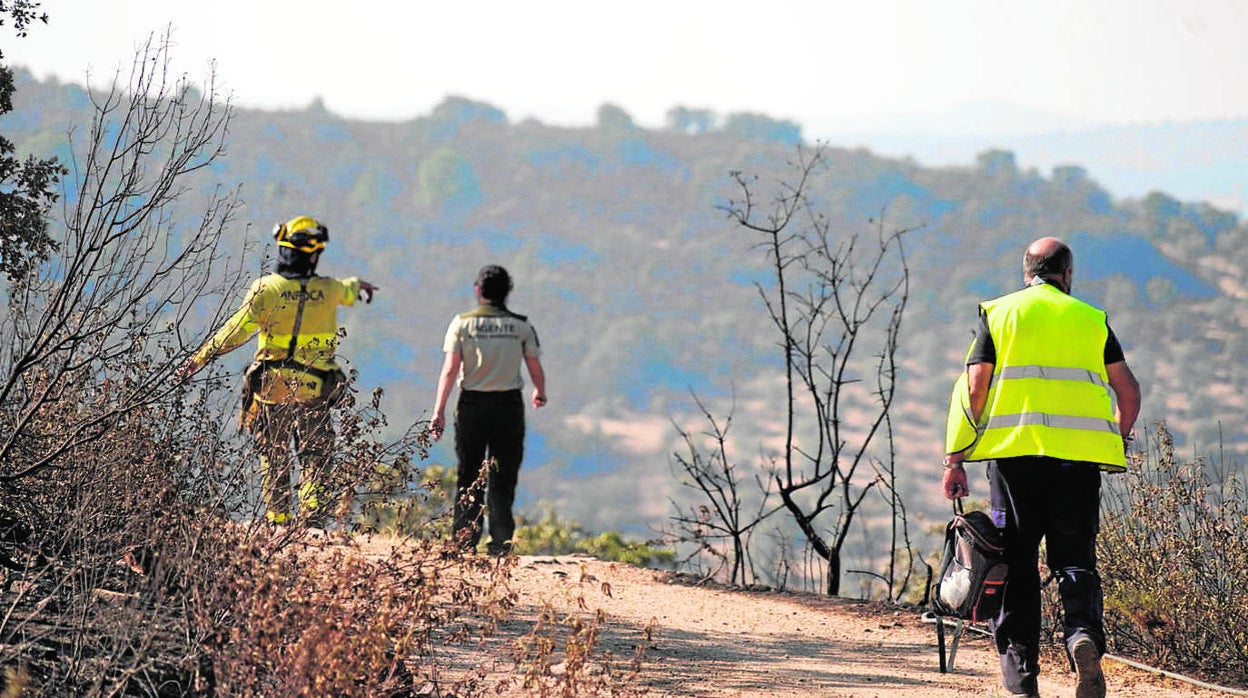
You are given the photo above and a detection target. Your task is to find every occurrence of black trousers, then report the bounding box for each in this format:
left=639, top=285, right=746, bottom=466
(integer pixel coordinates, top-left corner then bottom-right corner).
left=452, top=390, right=525, bottom=551
left=987, top=456, right=1104, bottom=696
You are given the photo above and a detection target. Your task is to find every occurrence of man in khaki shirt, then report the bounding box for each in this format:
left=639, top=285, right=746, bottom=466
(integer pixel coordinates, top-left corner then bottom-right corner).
left=432, top=265, right=546, bottom=555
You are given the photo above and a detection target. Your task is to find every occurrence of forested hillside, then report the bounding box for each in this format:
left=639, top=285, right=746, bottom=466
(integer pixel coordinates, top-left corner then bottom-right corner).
left=7, top=68, right=1245, bottom=544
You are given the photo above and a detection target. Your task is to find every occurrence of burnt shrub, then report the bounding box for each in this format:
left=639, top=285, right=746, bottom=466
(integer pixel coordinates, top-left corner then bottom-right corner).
left=1099, top=422, right=1248, bottom=687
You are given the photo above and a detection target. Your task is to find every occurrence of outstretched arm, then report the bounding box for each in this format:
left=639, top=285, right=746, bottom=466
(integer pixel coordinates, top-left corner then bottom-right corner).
left=174, top=356, right=206, bottom=383
left=174, top=293, right=261, bottom=383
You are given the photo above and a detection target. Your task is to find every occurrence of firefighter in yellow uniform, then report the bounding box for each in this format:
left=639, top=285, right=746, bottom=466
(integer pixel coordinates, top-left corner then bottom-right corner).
left=178, top=216, right=376, bottom=526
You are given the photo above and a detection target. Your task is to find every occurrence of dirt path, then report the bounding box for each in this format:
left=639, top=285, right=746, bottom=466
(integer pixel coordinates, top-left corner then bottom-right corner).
left=343, top=534, right=1237, bottom=697
left=498, top=555, right=1234, bottom=698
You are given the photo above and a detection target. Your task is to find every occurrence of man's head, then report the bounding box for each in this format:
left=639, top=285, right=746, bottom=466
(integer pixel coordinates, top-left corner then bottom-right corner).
left=475, top=264, right=513, bottom=304
left=273, top=216, right=328, bottom=276
left=1023, top=237, right=1073, bottom=292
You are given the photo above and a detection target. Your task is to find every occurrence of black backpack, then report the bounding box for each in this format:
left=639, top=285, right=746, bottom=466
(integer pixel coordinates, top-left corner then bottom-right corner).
left=933, top=501, right=1008, bottom=623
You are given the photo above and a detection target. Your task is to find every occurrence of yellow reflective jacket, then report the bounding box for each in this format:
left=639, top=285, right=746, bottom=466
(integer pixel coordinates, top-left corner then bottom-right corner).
left=945, top=283, right=1126, bottom=471
left=194, top=273, right=362, bottom=403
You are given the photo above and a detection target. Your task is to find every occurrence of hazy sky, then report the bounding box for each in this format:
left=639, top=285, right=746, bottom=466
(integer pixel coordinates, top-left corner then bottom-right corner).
left=7, top=0, right=1247, bottom=137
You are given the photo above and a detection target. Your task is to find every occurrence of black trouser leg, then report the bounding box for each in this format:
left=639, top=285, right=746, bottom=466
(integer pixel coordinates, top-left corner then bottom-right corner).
left=1046, top=468, right=1105, bottom=657
left=989, top=459, right=1044, bottom=695
left=485, top=395, right=524, bottom=551
left=988, top=457, right=1103, bottom=695
left=453, top=396, right=490, bottom=549
left=453, top=390, right=525, bottom=552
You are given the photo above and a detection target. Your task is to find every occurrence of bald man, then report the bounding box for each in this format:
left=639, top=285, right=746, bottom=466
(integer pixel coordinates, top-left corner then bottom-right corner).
left=941, top=237, right=1140, bottom=698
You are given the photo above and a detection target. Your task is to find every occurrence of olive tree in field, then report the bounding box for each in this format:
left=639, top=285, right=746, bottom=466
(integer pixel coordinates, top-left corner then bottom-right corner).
left=721, top=146, right=916, bottom=597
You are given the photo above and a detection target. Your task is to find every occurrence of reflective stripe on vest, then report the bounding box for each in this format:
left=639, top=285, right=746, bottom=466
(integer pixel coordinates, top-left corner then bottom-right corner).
left=983, top=412, right=1120, bottom=435
left=992, top=363, right=1118, bottom=437
left=996, top=365, right=1107, bottom=389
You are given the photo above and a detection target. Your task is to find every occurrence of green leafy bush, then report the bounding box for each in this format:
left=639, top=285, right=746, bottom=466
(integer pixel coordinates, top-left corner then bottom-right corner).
left=513, top=508, right=675, bottom=568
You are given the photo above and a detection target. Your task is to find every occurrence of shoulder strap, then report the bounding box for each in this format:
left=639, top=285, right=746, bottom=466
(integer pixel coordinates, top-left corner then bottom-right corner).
left=286, top=278, right=310, bottom=361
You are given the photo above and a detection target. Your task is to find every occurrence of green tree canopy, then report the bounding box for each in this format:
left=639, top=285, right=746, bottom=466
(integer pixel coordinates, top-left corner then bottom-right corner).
left=0, top=0, right=64, bottom=282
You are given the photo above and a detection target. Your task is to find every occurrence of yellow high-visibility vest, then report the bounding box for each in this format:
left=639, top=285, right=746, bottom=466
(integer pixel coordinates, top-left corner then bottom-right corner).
left=945, top=283, right=1126, bottom=471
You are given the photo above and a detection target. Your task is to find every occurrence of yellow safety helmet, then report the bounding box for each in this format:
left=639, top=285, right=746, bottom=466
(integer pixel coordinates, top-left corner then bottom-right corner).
left=273, top=216, right=329, bottom=254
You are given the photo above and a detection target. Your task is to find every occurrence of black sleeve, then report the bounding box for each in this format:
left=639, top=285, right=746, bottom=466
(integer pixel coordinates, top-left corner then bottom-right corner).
left=1104, top=323, right=1125, bottom=365
left=965, top=308, right=995, bottom=365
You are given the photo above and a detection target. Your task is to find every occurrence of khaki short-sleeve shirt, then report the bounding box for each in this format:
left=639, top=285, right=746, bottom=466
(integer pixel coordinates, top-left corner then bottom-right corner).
left=443, top=304, right=541, bottom=392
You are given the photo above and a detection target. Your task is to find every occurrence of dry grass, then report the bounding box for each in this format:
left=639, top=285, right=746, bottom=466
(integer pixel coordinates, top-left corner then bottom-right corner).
left=0, top=380, right=644, bottom=697
left=1099, top=422, right=1248, bottom=687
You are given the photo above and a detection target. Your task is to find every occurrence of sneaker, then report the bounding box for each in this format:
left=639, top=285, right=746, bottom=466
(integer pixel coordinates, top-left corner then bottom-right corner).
left=1072, top=637, right=1106, bottom=698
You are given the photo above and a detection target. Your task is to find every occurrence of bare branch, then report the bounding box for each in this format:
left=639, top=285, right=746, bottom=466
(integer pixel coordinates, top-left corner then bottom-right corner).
left=668, top=389, right=776, bottom=586
left=723, top=146, right=918, bottom=596
left=0, top=30, right=244, bottom=481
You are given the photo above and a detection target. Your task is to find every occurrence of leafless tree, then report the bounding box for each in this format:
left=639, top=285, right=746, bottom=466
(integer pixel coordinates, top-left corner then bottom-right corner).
left=0, top=32, right=243, bottom=487
left=721, top=145, right=914, bottom=596
left=669, top=391, right=777, bottom=586
left=0, top=32, right=249, bottom=691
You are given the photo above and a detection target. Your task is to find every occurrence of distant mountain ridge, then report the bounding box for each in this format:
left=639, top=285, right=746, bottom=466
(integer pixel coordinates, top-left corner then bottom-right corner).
left=826, top=111, right=1248, bottom=217
left=806, top=98, right=1097, bottom=138
left=4, top=69, right=1245, bottom=539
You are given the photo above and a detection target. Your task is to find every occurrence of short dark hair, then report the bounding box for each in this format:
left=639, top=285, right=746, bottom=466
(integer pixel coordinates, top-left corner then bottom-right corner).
left=1024, top=242, right=1072, bottom=280
left=475, top=264, right=513, bottom=302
